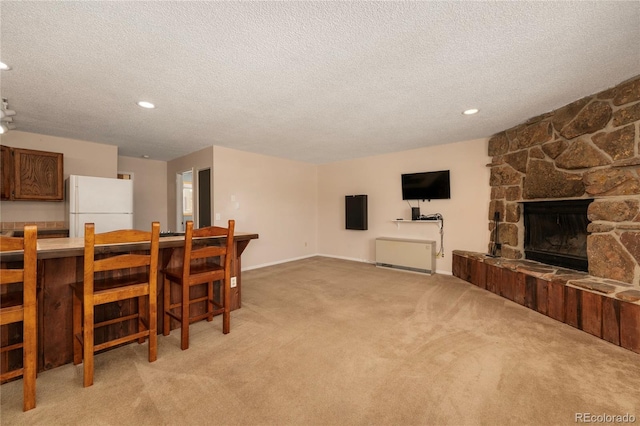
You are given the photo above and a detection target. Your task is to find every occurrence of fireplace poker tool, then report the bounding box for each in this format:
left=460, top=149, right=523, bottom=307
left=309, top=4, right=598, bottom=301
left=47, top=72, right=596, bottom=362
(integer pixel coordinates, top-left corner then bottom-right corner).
left=488, top=211, right=500, bottom=257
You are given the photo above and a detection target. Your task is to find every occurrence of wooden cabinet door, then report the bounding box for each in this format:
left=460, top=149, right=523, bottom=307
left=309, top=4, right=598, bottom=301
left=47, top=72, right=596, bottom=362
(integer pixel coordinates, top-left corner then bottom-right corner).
left=12, top=148, right=63, bottom=201
left=0, top=145, right=11, bottom=200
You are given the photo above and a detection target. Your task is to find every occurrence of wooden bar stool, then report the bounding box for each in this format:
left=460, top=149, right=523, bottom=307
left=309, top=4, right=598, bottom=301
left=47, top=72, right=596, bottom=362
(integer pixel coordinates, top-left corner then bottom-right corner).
left=0, top=225, right=37, bottom=411
left=72, top=222, right=160, bottom=387
left=163, top=220, right=234, bottom=350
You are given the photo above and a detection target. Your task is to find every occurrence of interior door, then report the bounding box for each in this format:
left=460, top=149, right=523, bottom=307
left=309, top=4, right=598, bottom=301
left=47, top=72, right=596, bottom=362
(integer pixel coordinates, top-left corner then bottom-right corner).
left=198, top=168, right=211, bottom=227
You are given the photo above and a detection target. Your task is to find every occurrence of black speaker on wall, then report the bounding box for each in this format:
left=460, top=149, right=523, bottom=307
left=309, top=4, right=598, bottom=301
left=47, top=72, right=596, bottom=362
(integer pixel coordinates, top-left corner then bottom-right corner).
left=345, top=195, right=368, bottom=230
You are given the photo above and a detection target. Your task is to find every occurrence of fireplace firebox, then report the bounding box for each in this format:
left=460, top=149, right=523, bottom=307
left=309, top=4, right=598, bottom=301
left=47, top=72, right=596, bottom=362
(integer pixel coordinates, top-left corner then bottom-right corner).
left=523, top=199, right=592, bottom=271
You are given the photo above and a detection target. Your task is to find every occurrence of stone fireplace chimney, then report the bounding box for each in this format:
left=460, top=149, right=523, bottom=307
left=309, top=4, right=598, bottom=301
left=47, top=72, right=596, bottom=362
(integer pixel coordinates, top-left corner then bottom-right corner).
left=487, top=75, right=640, bottom=287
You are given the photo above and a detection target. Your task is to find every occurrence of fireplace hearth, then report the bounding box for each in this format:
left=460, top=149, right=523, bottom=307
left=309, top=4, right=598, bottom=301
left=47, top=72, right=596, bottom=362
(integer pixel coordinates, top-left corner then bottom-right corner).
left=523, top=199, right=592, bottom=271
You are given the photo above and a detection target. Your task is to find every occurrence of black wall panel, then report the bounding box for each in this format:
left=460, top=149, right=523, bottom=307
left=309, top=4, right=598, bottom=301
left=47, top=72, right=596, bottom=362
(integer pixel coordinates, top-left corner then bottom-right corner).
left=345, top=195, right=368, bottom=230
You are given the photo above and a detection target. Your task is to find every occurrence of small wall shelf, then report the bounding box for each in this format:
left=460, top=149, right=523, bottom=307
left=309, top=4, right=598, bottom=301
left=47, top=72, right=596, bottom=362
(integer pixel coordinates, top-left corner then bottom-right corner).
left=392, top=219, right=441, bottom=229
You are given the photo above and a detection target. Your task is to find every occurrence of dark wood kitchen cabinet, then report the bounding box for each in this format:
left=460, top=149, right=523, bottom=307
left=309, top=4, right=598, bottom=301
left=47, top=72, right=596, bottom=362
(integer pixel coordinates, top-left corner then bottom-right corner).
left=0, top=146, right=64, bottom=201
left=0, top=145, right=11, bottom=199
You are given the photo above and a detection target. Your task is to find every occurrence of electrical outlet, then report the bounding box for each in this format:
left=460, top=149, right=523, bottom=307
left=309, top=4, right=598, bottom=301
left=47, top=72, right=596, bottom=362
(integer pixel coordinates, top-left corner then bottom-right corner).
left=230, top=277, right=237, bottom=288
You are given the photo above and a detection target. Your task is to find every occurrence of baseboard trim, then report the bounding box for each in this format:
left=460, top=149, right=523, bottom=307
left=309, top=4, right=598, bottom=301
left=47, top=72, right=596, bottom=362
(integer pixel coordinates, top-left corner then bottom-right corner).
left=316, top=254, right=375, bottom=264
left=242, top=254, right=318, bottom=271
left=244, top=253, right=452, bottom=275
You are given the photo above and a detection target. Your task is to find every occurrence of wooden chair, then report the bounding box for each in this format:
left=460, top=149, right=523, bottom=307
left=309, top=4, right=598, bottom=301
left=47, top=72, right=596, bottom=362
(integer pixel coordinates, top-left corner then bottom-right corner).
left=72, top=222, right=160, bottom=387
left=0, top=225, right=37, bottom=411
left=163, top=220, right=235, bottom=350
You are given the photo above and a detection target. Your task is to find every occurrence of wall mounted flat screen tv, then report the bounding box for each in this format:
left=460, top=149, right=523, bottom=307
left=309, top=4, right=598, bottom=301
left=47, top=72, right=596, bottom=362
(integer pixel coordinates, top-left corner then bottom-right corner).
left=401, top=170, right=450, bottom=201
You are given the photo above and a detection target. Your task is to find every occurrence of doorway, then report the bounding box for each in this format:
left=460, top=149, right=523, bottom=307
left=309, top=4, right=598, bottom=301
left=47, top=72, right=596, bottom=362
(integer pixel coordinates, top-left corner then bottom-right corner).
left=176, top=168, right=212, bottom=231
left=176, top=170, right=193, bottom=232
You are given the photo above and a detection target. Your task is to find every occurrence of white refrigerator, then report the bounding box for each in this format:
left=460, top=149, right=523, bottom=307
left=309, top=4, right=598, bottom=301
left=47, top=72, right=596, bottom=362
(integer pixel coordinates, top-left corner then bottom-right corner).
left=67, top=175, right=134, bottom=238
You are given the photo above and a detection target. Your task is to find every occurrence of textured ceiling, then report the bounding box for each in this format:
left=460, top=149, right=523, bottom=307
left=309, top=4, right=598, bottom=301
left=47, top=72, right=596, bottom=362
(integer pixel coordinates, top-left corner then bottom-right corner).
left=1, top=1, right=639, bottom=164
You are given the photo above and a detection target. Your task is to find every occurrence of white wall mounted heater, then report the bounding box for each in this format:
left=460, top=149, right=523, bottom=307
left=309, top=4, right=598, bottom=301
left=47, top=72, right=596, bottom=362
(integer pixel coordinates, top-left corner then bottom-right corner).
left=375, top=237, right=437, bottom=275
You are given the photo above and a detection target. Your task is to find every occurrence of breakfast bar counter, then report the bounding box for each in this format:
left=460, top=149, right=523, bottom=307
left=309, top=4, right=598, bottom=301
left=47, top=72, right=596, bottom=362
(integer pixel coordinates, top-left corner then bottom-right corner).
left=31, top=231, right=259, bottom=260
left=5, top=232, right=259, bottom=372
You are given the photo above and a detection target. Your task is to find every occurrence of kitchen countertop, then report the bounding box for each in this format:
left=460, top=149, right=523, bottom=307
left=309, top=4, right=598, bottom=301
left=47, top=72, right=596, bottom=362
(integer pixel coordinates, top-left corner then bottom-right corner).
left=10, top=228, right=70, bottom=238
left=1, top=232, right=259, bottom=261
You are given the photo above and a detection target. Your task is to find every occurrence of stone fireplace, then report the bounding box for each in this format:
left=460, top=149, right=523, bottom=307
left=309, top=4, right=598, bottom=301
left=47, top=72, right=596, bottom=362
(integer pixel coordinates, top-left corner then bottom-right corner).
left=452, top=75, right=640, bottom=354
left=488, top=74, right=640, bottom=288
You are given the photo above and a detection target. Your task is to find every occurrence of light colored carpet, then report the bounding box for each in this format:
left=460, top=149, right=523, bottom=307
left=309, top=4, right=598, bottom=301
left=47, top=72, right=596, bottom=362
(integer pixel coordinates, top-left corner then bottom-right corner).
left=1, top=256, right=639, bottom=425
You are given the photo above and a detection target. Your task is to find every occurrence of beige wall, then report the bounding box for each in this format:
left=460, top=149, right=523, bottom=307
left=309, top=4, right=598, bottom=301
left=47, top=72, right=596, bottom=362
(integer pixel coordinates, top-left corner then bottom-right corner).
left=118, top=156, right=168, bottom=230
left=213, top=145, right=318, bottom=269
left=1, top=131, right=492, bottom=275
left=166, top=146, right=214, bottom=231
left=0, top=131, right=118, bottom=223
left=317, top=138, right=491, bottom=274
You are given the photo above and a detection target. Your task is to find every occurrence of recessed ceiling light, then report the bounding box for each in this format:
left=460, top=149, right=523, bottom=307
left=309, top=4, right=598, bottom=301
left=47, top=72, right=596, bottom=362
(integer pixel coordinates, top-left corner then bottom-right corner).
left=463, top=108, right=479, bottom=115
left=0, top=62, right=11, bottom=71
left=142, top=155, right=150, bottom=159
left=137, top=101, right=155, bottom=109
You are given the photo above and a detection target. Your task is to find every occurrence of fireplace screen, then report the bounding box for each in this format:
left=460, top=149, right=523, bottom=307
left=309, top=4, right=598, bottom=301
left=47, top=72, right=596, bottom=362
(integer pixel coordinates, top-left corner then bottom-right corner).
left=523, top=199, right=592, bottom=271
